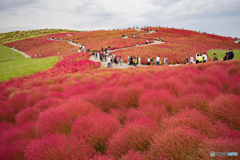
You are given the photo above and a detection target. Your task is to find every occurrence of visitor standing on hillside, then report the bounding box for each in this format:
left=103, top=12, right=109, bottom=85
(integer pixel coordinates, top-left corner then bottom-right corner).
left=138, top=56, right=141, bottom=66
left=202, top=53, right=207, bottom=63
left=164, top=56, right=168, bottom=65
left=100, top=51, right=103, bottom=62
left=127, top=56, right=130, bottom=65
left=130, top=56, right=133, bottom=65
left=196, top=54, right=199, bottom=64
left=150, top=57, right=154, bottom=65
left=198, top=54, right=203, bottom=63
left=148, top=56, right=150, bottom=65
left=92, top=52, right=95, bottom=59
left=190, top=55, right=194, bottom=63
left=133, top=56, right=137, bottom=66
left=228, top=49, right=234, bottom=60
left=213, top=53, right=218, bottom=61
left=156, top=55, right=160, bottom=66
left=185, top=56, right=189, bottom=64
left=101, top=46, right=103, bottom=52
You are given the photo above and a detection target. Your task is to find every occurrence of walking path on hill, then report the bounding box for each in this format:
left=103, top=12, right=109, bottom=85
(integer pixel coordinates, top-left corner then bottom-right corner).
left=10, top=48, right=31, bottom=58
left=66, top=29, right=183, bottom=68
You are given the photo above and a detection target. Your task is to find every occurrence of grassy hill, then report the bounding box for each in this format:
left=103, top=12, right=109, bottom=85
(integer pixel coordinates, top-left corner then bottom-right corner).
left=0, top=45, right=59, bottom=81
left=0, top=28, right=80, bottom=44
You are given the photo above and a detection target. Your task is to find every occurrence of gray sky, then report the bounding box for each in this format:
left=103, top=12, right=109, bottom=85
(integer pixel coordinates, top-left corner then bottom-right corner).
left=0, top=0, right=239, bottom=37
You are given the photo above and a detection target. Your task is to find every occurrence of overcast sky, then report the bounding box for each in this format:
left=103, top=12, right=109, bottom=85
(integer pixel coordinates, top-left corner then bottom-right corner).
left=0, top=0, right=239, bottom=37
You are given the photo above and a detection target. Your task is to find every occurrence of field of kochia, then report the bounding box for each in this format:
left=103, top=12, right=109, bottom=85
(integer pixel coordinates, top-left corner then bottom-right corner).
left=0, top=27, right=240, bottom=159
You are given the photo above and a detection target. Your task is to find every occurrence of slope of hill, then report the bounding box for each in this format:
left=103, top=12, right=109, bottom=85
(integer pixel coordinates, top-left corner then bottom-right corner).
left=0, top=29, right=80, bottom=44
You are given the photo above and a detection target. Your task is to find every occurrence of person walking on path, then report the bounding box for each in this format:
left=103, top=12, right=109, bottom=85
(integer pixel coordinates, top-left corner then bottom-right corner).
left=138, top=56, right=142, bottom=66
left=127, top=56, right=130, bottom=65
left=99, top=51, right=103, bottom=62
left=92, top=52, right=95, bottom=59
left=213, top=53, right=218, bottom=61
left=202, top=53, right=207, bottom=63
left=190, top=55, right=194, bottom=63
left=120, top=56, right=123, bottom=66
left=148, top=56, right=150, bottom=65
left=185, top=56, right=189, bottom=64
left=156, top=55, right=160, bottom=66
left=196, top=54, right=199, bottom=64
left=164, top=56, right=168, bottom=65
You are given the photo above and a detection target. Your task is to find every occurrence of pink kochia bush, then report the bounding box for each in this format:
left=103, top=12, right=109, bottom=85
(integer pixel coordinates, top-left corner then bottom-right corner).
left=0, top=122, right=36, bottom=160
left=209, top=93, right=240, bottom=130
left=24, top=134, right=94, bottom=160
left=72, top=112, right=121, bottom=153
left=36, top=107, right=73, bottom=137
left=108, top=117, right=158, bottom=159
left=148, top=127, right=204, bottom=160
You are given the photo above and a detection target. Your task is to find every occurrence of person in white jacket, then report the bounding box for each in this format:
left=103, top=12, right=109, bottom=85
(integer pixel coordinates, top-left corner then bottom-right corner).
left=202, top=53, right=207, bottom=63
left=190, top=55, right=194, bottom=63
left=138, top=56, right=141, bottom=66
left=156, top=55, right=160, bottom=66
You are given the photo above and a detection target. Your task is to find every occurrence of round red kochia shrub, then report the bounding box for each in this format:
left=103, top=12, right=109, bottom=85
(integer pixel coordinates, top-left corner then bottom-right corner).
left=47, top=91, right=64, bottom=99
left=0, top=107, right=15, bottom=122
left=209, top=94, right=240, bottom=130
left=153, top=78, right=187, bottom=97
left=72, top=112, right=121, bottom=153
left=0, top=122, right=36, bottom=146
left=33, top=97, right=63, bottom=111
left=0, top=122, right=13, bottom=137
left=191, top=138, right=240, bottom=159
left=120, top=150, right=146, bottom=160
left=148, top=127, right=204, bottom=160
left=110, top=108, right=129, bottom=125
left=84, top=87, right=117, bottom=112
left=95, top=62, right=101, bottom=68
left=7, top=91, right=28, bottom=113
left=0, top=139, right=31, bottom=160
left=108, top=117, right=158, bottom=159
left=161, top=108, right=212, bottom=136
left=172, top=93, right=211, bottom=114
left=114, top=84, right=145, bottom=109
left=126, top=105, right=169, bottom=125
left=36, top=108, right=73, bottom=137
left=27, top=88, right=47, bottom=107
left=60, top=97, right=101, bottom=120
left=138, top=89, right=174, bottom=112
left=15, top=107, right=40, bottom=125
left=48, top=84, right=66, bottom=92
left=24, top=134, right=94, bottom=160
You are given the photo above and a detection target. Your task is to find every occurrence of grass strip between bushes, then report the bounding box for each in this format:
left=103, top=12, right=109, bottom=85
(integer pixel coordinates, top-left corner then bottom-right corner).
left=0, top=45, right=59, bottom=81
left=207, top=49, right=240, bottom=60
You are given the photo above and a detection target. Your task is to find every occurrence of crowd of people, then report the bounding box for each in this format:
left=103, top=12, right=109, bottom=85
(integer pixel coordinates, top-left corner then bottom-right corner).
left=184, top=49, right=234, bottom=64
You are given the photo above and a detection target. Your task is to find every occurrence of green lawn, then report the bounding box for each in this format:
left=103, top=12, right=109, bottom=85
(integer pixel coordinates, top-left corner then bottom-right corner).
left=0, top=45, right=25, bottom=61
left=0, top=45, right=59, bottom=81
left=207, top=49, right=240, bottom=60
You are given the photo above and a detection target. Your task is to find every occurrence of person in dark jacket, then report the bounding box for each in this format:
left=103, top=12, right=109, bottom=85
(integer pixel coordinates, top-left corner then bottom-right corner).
left=228, top=49, right=234, bottom=60
left=223, top=52, right=229, bottom=61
